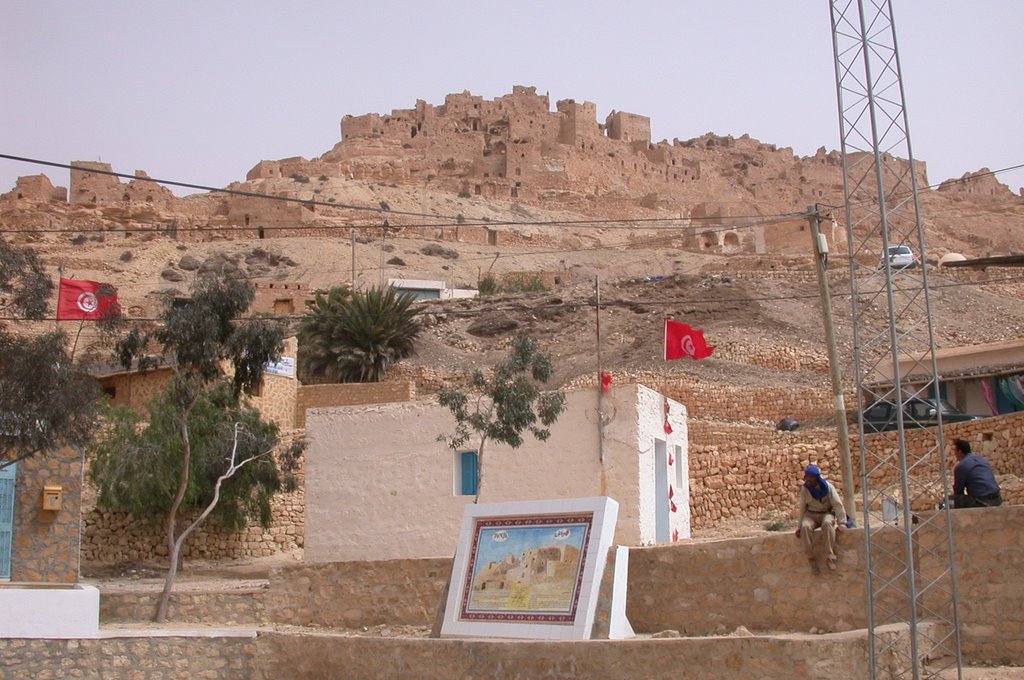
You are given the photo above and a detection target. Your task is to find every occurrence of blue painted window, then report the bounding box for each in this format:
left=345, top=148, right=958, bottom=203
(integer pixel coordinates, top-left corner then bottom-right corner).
left=458, top=451, right=478, bottom=496
left=0, top=463, right=15, bottom=580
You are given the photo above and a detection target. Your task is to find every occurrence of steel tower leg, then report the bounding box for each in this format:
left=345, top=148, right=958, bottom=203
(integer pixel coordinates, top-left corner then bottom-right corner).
left=828, top=1, right=963, bottom=678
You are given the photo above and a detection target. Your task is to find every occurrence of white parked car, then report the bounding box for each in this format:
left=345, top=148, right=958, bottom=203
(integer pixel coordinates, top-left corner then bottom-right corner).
left=882, top=245, right=915, bottom=269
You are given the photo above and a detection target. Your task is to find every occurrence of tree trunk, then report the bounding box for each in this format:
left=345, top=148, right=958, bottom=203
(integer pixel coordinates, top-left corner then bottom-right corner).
left=154, top=407, right=194, bottom=623
left=473, top=438, right=487, bottom=504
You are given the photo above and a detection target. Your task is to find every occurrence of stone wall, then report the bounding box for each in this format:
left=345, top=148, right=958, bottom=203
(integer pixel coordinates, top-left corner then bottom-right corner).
left=627, top=504, right=1024, bottom=664
left=101, top=587, right=268, bottom=625
left=254, top=632, right=889, bottom=680
left=0, top=636, right=256, bottom=678
left=294, top=380, right=416, bottom=428
left=261, top=505, right=1023, bottom=663
left=686, top=411, right=1024, bottom=527
left=10, top=447, right=82, bottom=583
left=80, top=482, right=304, bottom=563
left=265, top=558, right=451, bottom=629
left=8, top=506, right=1020, bottom=677
left=567, top=371, right=841, bottom=423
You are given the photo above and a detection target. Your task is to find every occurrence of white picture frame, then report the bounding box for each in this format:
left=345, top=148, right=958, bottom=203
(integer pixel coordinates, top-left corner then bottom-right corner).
left=441, top=496, right=619, bottom=640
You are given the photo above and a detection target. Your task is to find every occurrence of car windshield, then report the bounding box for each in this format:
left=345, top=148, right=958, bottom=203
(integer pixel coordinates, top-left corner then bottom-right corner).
left=888, top=246, right=912, bottom=255
left=933, top=399, right=961, bottom=414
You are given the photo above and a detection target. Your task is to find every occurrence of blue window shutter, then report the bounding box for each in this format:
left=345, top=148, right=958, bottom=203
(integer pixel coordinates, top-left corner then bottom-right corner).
left=0, top=463, right=16, bottom=580
left=460, top=451, right=478, bottom=496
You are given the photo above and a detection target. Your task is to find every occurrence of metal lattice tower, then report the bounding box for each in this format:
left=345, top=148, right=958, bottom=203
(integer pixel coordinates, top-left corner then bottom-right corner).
left=828, top=1, right=963, bottom=678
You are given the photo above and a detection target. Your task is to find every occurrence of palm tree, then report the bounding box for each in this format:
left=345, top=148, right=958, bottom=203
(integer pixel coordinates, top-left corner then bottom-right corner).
left=298, top=285, right=422, bottom=383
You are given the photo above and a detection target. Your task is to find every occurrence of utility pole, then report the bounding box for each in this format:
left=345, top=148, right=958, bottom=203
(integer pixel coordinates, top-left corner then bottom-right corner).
left=807, top=204, right=856, bottom=526
left=595, top=275, right=605, bottom=463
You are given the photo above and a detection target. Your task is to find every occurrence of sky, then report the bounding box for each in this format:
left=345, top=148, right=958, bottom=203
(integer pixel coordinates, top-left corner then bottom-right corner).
left=2, top=2, right=1023, bottom=199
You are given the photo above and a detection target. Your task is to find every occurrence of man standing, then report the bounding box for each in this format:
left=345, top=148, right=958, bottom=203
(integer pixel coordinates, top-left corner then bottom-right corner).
left=951, top=439, right=1002, bottom=508
left=795, top=465, right=847, bottom=574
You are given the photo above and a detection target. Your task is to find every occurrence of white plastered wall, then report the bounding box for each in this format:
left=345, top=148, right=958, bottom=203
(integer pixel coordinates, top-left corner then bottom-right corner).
left=303, top=383, right=689, bottom=562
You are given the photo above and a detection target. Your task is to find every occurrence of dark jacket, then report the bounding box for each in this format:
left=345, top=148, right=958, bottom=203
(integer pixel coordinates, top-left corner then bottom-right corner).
left=953, top=454, right=1000, bottom=498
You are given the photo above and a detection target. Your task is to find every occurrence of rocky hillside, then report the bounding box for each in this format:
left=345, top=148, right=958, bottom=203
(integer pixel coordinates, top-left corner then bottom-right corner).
left=2, top=88, right=1023, bottom=392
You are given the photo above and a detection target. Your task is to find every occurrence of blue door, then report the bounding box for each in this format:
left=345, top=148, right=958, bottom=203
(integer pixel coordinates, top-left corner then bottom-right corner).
left=0, top=463, right=15, bottom=580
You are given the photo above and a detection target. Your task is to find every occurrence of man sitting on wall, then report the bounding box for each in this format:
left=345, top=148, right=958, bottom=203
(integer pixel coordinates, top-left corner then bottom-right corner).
left=950, top=439, right=1002, bottom=508
left=795, top=465, right=847, bottom=574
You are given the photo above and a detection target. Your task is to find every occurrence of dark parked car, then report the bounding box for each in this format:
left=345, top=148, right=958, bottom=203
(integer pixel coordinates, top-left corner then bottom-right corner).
left=861, top=396, right=982, bottom=433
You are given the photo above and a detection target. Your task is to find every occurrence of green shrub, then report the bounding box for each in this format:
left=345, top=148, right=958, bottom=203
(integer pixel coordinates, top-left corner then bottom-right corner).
left=70, top=234, right=87, bottom=245
left=502, top=275, right=548, bottom=293
left=478, top=275, right=499, bottom=296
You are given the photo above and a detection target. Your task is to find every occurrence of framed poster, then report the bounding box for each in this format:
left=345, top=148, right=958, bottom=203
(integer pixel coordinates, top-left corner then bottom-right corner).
left=441, top=497, right=618, bottom=640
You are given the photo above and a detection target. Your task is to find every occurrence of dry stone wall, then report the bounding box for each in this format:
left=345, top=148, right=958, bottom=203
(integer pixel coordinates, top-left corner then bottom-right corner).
left=81, top=482, right=304, bottom=563
left=0, top=636, right=256, bottom=678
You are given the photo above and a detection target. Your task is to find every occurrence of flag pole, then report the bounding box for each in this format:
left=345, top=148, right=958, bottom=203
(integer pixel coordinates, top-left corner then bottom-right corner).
left=595, top=275, right=605, bottom=463
left=56, top=263, right=63, bottom=331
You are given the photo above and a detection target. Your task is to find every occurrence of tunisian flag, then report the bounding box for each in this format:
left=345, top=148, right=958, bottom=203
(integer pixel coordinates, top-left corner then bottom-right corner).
left=664, top=319, right=714, bottom=361
left=57, top=278, right=120, bottom=320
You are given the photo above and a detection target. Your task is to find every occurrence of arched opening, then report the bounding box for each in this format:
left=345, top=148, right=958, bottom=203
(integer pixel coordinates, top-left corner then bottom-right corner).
left=410, top=126, right=417, bottom=138
left=723, top=232, right=741, bottom=248
left=700, top=231, right=718, bottom=249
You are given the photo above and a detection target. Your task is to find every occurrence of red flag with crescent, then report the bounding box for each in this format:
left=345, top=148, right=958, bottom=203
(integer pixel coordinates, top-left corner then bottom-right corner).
left=57, top=278, right=120, bottom=320
left=664, top=319, right=714, bottom=360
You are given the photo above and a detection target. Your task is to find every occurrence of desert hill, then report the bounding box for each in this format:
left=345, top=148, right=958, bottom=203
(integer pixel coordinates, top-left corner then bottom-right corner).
left=2, top=86, right=1023, bottom=392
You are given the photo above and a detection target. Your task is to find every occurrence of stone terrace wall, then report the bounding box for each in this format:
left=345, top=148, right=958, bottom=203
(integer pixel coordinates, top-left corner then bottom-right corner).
left=266, top=558, right=451, bottom=629
left=81, top=483, right=304, bottom=563
left=255, top=632, right=887, bottom=680
left=248, top=506, right=1020, bottom=668
left=567, top=372, right=842, bottom=423
left=687, top=421, right=840, bottom=528
left=686, top=411, right=1024, bottom=527
left=627, top=504, right=1024, bottom=664
left=0, top=636, right=256, bottom=678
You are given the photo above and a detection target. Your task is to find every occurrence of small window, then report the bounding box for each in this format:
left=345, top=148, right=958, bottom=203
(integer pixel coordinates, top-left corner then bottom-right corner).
left=455, top=451, right=478, bottom=496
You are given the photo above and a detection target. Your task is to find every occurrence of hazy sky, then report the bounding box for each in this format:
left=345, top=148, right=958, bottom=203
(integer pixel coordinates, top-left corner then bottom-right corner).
left=2, top=2, right=1022, bottom=198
